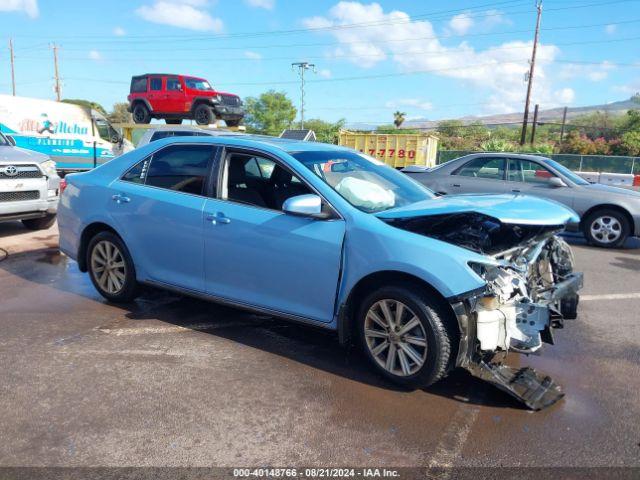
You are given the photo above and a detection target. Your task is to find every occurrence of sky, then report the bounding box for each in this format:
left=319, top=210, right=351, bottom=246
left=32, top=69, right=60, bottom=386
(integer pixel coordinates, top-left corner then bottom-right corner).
left=0, top=0, right=639, bottom=125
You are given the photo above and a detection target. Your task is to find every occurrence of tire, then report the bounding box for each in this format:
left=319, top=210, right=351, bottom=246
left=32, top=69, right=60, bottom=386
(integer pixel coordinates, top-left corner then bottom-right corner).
left=194, top=104, right=214, bottom=125
left=86, top=231, right=139, bottom=302
left=22, top=213, right=56, bottom=230
left=357, top=285, right=454, bottom=389
left=132, top=103, right=151, bottom=124
left=165, top=119, right=182, bottom=125
left=583, top=208, right=629, bottom=248
left=225, top=119, right=241, bottom=128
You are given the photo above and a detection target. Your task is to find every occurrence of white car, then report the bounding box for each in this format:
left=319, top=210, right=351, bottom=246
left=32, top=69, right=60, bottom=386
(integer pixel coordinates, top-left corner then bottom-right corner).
left=0, top=132, right=60, bottom=230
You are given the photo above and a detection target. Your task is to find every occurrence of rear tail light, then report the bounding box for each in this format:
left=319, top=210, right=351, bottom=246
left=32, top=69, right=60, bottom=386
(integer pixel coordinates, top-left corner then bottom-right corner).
left=633, top=175, right=640, bottom=187
left=59, top=178, right=67, bottom=194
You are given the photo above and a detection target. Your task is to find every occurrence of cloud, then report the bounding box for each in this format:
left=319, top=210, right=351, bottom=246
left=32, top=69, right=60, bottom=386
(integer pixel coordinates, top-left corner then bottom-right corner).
left=448, top=13, right=473, bottom=35
left=88, top=50, right=102, bottom=61
left=136, top=0, right=223, bottom=32
left=0, top=0, right=38, bottom=18
left=244, top=50, right=262, bottom=60
left=558, top=61, right=615, bottom=82
left=605, top=24, right=617, bottom=35
left=303, top=2, right=567, bottom=113
left=385, top=98, right=433, bottom=111
left=113, top=26, right=126, bottom=36
left=318, top=69, right=332, bottom=78
left=245, top=0, right=274, bottom=9
left=554, top=88, right=575, bottom=104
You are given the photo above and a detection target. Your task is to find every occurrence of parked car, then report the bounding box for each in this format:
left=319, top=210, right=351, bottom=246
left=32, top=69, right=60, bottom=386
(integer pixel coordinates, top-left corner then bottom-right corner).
left=135, top=125, right=246, bottom=148
left=0, top=94, right=132, bottom=172
left=58, top=138, right=583, bottom=409
left=127, top=74, right=245, bottom=127
left=0, top=131, right=60, bottom=230
left=403, top=153, right=640, bottom=248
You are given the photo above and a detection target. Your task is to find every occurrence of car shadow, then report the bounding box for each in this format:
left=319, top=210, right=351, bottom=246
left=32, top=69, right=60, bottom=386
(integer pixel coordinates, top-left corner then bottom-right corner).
left=2, top=246, right=528, bottom=411
left=0, top=220, right=28, bottom=238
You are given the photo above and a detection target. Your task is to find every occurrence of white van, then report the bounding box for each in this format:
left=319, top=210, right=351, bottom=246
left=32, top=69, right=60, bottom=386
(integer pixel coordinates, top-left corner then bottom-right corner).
left=0, top=95, right=133, bottom=172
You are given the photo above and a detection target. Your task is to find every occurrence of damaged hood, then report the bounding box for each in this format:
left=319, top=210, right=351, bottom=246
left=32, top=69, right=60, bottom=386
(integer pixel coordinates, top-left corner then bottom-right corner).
left=375, top=193, right=579, bottom=226
left=376, top=194, right=579, bottom=255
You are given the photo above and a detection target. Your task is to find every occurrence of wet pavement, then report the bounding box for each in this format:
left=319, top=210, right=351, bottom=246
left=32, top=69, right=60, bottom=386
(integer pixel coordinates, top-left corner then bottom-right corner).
left=0, top=221, right=639, bottom=468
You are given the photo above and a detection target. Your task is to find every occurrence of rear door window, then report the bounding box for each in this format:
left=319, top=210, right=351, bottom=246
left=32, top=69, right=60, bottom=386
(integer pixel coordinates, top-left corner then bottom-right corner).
left=149, top=77, right=162, bottom=91
left=454, top=157, right=505, bottom=180
left=145, top=144, right=216, bottom=196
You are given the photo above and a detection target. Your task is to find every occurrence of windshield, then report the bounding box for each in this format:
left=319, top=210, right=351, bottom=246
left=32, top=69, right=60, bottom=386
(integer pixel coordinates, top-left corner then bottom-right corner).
left=543, top=158, right=590, bottom=185
left=185, top=78, right=213, bottom=91
left=291, top=150, right=435, bottom=213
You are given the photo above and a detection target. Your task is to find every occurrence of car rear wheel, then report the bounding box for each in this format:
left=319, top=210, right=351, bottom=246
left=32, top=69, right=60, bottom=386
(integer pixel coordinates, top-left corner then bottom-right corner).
left=87, top=231, right=139, bottom=302
left=132, top=104, right=151, bottom=124
left=357, top=285, right=453, bottom=388
left=22, top=214, right=56, bottom=230
left=194, top=104, right=214, bottom=125
left=583, top=209, right=629, bottom=248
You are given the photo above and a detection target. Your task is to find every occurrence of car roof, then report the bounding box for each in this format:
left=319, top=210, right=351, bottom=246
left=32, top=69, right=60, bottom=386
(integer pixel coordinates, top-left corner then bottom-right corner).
left=459, top=152, right=552, bottom=161
left=148, top=134, right=353, bottom=155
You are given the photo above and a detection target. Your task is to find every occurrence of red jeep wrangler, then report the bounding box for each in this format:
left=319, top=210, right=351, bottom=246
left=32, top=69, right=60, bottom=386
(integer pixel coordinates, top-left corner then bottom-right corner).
left=127, top=74, right=245, bottom=127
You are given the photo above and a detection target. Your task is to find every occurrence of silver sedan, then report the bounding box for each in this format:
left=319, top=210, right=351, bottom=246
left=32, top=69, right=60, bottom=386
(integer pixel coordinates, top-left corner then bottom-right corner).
left=403, top=153, right=640, bottom=248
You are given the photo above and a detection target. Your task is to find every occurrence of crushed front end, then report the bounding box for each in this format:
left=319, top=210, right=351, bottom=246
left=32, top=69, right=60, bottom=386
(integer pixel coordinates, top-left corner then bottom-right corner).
left=454, top=234, right=582, bottom=410
left=384, top=211, right=583, bottom=410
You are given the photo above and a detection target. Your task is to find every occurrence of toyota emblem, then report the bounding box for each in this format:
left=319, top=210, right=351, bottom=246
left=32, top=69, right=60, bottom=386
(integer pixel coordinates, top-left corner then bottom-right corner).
left=3, top=165, right=18, bottom=177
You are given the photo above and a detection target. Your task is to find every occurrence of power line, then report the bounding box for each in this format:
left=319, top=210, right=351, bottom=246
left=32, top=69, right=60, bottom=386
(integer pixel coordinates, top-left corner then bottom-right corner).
left=34, top=16, right=640, bottom=56
left=9, top=1, right=531, bottom=41
left=10, top=0, right=633, bottom=46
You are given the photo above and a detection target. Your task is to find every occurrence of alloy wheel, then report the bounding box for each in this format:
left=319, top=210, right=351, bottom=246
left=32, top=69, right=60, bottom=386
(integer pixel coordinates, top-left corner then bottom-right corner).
left=91, top=240, right=126, bottom=294
left=590, top=216, right=622, bottom=244
left=364, top=299, right=428, bottom=377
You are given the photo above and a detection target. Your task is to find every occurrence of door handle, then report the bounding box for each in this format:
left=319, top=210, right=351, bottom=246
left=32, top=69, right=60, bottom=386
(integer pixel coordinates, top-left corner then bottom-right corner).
left=452, top=183, right=461, bottom=188
left=206, top=212, right=231, bottom=225
left=112, top=193, right=131, bottom=204
left=511, top=189, right=521, bottom=193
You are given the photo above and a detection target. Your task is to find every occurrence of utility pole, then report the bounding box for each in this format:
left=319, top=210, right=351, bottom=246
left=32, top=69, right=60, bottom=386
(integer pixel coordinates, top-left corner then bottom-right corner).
left=9, top=38, right=16, bottom=96
left=51, top=43, right=61, bottom=101
left=291, top=61, right=316, bottom=129
left=530, top=104, right=539, bottom=145
left=559, top=106, right=568, bottom=144
left=519, top=0, right=543, bottom=146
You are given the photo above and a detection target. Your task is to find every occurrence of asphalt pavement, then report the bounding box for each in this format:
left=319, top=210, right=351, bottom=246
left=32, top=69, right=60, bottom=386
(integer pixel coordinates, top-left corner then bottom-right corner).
left=0, top=221, right=638, bottom=472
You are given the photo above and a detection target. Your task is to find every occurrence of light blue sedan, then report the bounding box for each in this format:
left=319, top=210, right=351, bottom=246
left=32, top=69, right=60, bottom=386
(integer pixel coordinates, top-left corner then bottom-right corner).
left=58, top=136, right=583, bottom=409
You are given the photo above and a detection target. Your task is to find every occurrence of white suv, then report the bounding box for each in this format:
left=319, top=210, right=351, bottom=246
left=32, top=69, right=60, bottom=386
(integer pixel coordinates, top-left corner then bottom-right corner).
left=0, top=132, right=60, bottom=230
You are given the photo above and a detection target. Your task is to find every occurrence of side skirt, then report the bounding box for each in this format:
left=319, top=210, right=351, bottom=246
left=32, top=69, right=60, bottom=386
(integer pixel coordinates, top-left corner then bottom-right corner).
left=142, top=279, right=337, bottom=332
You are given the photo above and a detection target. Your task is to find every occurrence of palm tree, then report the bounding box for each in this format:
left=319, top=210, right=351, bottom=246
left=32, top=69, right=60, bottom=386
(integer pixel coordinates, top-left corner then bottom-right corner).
left=393, top=111, right=406, bottom=129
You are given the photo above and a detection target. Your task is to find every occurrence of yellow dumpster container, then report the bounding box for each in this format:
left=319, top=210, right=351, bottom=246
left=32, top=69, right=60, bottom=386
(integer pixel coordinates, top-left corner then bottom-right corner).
left=338, top=130, right=438, bottom=168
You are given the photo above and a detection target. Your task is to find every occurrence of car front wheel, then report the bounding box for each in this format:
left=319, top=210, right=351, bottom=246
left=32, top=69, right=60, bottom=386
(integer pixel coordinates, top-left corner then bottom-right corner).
left=87, top=231, right=139, bottom=302
left=357, top=286, right=454, bottom=388
left=194, top=104, right=214, bottom=125
left=583, top=209, right=629, bottom=248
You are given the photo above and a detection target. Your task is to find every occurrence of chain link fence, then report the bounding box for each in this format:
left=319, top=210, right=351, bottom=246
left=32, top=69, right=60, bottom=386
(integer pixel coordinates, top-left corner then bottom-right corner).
left=436, top=151, right=640, bottom=174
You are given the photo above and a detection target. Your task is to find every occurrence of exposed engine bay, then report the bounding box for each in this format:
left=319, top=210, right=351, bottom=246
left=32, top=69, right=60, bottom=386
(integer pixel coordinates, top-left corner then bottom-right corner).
left=384, top=212, right=564, bottom=255
left=385, top=212, right=583, bottom=410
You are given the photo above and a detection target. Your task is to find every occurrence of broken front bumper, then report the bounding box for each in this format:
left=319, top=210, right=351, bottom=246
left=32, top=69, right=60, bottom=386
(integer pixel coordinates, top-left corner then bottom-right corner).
left=450, top=271, right=583, bottom=410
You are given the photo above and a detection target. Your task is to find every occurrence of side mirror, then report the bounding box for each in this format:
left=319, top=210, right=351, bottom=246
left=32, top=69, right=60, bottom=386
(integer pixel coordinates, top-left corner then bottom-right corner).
left=548, top=177, right=567, bottom=188
left=6, top=135, right=16, bottom=146
left=283, top=194, right=325, bottom=217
